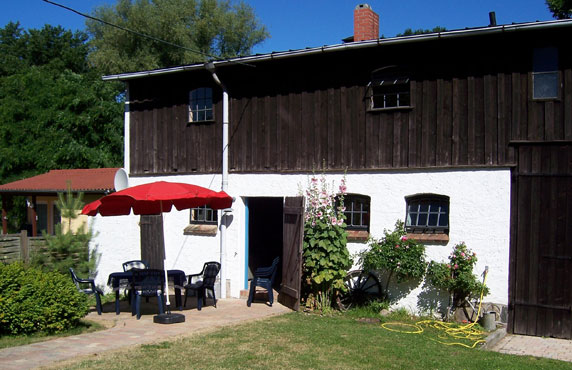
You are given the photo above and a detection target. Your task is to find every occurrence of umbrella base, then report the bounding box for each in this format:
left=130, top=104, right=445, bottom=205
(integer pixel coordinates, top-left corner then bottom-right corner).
left=153, top=313, right=185, bottom=324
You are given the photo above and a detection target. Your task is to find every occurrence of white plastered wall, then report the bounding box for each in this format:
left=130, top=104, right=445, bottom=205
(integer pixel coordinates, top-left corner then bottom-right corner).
left=89, top=168, right=511, bottom=312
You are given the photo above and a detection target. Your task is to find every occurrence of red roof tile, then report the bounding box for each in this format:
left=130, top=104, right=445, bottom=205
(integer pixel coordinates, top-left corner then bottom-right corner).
left=0, top=168, right=121, bottom=194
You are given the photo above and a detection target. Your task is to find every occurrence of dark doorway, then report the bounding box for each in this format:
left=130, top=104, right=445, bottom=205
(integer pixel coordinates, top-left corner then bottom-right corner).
left=247, top=197, right=283, bottom=290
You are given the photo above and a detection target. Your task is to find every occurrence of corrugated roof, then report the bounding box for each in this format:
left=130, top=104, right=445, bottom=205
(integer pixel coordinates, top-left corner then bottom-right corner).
left=0, top=168, right=121, bottom=194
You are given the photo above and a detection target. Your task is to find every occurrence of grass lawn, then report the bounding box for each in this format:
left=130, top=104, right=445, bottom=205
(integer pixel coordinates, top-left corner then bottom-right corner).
left=55, top=311, right=569, bottom=370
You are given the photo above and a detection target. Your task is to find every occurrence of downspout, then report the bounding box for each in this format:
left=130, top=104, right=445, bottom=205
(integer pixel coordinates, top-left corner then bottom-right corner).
left=124, top=83, right=131, bottom=174
left=205, top=62, right=229, bottom=299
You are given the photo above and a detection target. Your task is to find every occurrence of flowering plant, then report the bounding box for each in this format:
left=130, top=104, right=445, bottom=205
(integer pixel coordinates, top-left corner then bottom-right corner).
left=302, top=173, right=352, bottom=312
left=426, top=242, right=489, bottom=307
left=359, top=220, right=426, bottom=295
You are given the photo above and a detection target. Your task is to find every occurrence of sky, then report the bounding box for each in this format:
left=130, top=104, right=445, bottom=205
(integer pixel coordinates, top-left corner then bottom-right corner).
left=1, top=0, right=556, bottom=55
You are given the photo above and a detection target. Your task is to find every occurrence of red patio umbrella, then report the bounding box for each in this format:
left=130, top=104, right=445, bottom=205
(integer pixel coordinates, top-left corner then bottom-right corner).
left=82, top=181, right=233, bottom=323
left=82, top=181, right=232, bottom=216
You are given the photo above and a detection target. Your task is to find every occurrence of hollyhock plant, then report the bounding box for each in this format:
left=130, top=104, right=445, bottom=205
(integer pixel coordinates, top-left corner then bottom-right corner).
left=302, top=172, right=352, bottom=312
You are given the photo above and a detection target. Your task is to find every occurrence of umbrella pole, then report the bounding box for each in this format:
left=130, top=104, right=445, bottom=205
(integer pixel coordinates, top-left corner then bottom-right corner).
left=153, top=202, right=184, bottom=324
left=164, top=261, right=171, bottom=313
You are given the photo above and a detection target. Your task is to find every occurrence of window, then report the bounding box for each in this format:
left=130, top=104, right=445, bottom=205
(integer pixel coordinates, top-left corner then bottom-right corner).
left=190, top=205, right=218, bottom=225
left=370, top=76, right=411, bottom=109
left=189, top=87, right=213, bottom=122
left=405, top=194, right=449, bottom=234
left=533, top=47, right=559, bottom=99
left=342, top=194, right=370, bottom=231
left=368, top=67, right=411, bottom=110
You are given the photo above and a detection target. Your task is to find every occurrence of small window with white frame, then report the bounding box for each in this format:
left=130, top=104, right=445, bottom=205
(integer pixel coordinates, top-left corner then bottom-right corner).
left=189, top=87, right=213, bottom=122
left=405, top=194, right=449, bottom=234
left=190, top=205, right=218, bottom=225
left=368, top=67, right=411, bottom=110
left=341, top=194, right=370, bottom=232
left=533, top=47, right=559, bottom=100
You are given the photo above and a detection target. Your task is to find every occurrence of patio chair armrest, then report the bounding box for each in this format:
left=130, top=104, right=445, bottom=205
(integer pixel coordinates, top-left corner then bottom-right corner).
left=253, top=267, right=273, bottom=277
left=186, top=273, right=202, bottom=284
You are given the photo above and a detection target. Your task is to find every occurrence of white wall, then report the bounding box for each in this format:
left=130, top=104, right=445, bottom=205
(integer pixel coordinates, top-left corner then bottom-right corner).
left=90, top=169, right=511, bottom=313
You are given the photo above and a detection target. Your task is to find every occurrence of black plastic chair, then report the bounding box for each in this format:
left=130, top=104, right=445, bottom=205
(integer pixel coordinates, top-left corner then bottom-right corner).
left=131, top=269, right=165, bottom=319
left=184, top=261, right=221, bottom=310
left=122, top=260, right=149, bottom=303
left=247, top=256, right=280, bottom=307
left=122, top=260, right=149, bottom=271
left=69, top=268, right=104, bottom=315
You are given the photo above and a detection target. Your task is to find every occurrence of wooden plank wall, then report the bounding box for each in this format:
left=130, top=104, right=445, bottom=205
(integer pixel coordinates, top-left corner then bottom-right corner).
left=509, top=143, right=572, bottom=339
left=227, top=69, right=570, bottom=172
left=127, top=29, right=572, bottom=176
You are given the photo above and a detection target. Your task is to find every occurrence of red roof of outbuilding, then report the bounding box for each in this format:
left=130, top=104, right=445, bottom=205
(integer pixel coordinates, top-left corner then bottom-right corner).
left=0, top=168, right=120, bottom=194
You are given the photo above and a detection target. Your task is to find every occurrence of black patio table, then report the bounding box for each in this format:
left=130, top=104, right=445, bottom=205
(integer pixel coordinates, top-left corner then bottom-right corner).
left=107, top=269, right=186, bottom=315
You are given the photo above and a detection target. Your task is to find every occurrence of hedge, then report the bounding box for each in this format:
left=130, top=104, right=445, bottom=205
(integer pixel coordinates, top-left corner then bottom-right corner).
left=0, top=262, right=89, bottom=335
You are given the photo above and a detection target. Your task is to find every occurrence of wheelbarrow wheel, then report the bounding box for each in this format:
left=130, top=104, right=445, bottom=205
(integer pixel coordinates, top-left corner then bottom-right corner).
left=337, top=270, right=382, bottom=311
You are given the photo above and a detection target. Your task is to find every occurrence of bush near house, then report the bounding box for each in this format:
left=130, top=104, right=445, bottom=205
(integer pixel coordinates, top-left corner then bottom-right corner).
left=360, top=220, right=427, bottom=296
left=425, top=242, right=489, bottom=317
left=0, top=262, right=88, bottom=335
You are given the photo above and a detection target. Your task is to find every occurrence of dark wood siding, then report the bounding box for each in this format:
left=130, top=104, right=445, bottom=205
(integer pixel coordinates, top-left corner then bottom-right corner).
left=128, top=26, right=572, bottom=176
left=129, top=72, right=222, bottom=175
left=508, top=143, right=572, bottom=339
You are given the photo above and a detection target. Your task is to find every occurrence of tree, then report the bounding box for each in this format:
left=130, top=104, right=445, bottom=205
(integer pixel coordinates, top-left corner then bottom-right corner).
left=546, top=0, right=572, bottom=19
left=86, top=0, right=269, bottom=74
left=33, top=189, right=98, bottom=277
left=0, top=23, right=124, bottom=185
left=396, top=26, right=447, bottom=37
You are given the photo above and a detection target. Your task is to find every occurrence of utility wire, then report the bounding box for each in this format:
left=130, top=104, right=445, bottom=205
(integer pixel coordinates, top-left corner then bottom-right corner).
left=42, top=0, right=218, bottom=61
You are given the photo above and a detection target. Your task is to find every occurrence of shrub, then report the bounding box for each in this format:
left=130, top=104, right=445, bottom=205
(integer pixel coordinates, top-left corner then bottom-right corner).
left=31, top=187, right=98, bottom=277
left=425, top=242, right=489, bottom=310
left=33, top=224, right=97, bottom=276
left=359, top=220, right=426, bottom=295
left=0, top=262, right=89, bottom=335
left=302, top=173, right=352, bottom=312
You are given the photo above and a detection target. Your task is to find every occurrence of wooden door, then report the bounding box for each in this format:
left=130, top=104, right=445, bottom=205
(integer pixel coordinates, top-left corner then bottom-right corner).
left=278, top=197, right=304, bottom=310
left=508, top=143, right=572, bottom=339
left=140, top=214, right=165, bottom=270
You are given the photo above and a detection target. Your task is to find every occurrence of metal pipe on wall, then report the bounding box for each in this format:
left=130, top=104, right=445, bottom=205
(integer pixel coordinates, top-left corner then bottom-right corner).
left=205, top=62, right=229, bottom=299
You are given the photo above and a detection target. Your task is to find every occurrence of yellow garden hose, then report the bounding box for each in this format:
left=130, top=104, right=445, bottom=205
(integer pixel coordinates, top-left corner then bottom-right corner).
left=381, top=268, right=489, bottom=349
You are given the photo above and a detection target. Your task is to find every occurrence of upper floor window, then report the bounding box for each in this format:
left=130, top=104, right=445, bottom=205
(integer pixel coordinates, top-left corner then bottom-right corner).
left=189, top=87, right=213, bottom=122
left=342, top=194, right=370, bottom=231
left=533, top=47, right=559, bottom=100
left=405, top=194, right=449, bottom=234
left=368, top=67, right=411, bottom=110
left=190, top=205, right=218, bottom=225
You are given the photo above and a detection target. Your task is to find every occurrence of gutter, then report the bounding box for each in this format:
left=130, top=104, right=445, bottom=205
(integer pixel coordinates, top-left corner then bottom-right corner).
left=102, top=19, right=572, bottom=81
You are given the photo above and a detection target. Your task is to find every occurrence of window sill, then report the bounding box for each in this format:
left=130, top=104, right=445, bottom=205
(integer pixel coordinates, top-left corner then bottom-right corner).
left=347, top=230, right=369, bottom=243
left=184, top=224, right=218, bottom=236
left=367, top=106, right=414, bottom=113
left=406, top=233, right=449, bottom=245
left=187, top=119, right=215, bottom=125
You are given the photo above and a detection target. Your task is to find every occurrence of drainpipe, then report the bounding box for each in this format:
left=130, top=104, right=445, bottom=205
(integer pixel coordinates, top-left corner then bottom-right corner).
left=205, top=62, right=229, bottom=299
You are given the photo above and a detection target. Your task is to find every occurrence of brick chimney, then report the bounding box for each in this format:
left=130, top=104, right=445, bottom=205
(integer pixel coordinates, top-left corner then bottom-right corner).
left=354, top=4, right=379, bottom=41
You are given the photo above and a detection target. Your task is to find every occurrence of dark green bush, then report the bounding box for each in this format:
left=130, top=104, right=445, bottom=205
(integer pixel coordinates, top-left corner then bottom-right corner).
left=0, top=262, right=89, bottom=335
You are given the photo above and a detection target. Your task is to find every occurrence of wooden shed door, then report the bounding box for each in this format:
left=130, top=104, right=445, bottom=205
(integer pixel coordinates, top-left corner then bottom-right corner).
left=278, top=197, right=304, bottom=311
left=140, top=214, right=165, bottom=270
left=508, top=143, right=572, bottom=339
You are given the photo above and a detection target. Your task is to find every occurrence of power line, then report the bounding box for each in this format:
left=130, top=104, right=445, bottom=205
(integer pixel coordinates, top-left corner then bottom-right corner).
left=42, top=0, right=217, bottom=60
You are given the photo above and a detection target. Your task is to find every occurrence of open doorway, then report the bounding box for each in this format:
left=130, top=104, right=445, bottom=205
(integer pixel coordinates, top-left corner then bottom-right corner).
left=245, top=197, right=283, bottom=290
